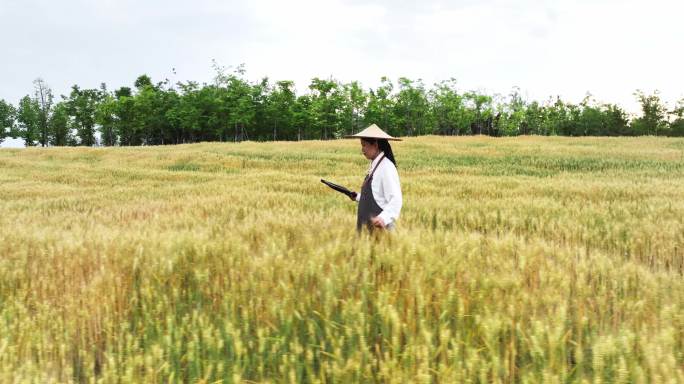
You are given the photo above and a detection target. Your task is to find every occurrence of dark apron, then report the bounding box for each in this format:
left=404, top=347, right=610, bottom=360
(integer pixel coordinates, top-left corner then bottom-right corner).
left=357, top=155, right=385, bottom=232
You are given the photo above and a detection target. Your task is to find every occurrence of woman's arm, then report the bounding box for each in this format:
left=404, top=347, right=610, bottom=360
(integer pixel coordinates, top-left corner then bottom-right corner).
left=377, top=163, right=402, bottom=225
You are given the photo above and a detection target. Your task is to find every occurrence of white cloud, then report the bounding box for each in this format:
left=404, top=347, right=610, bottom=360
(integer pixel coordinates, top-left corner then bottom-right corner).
left=0, top=0, right=682, bottom=114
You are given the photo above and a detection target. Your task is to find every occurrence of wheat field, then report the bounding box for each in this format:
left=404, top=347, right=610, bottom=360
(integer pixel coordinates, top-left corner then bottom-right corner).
left=0, top=136, right=683, bottom=383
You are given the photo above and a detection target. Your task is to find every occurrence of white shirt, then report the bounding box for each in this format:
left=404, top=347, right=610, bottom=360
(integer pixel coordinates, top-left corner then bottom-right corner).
left=355, top=152, right=403, bottom=226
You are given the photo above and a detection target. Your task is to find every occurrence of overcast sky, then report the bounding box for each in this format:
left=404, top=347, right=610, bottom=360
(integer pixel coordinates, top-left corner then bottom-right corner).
left=2, top=0, right=683, bottom=147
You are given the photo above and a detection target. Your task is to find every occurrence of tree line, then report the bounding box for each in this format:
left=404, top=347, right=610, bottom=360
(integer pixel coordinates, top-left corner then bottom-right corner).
left=1, top=64, right=683, bottom=147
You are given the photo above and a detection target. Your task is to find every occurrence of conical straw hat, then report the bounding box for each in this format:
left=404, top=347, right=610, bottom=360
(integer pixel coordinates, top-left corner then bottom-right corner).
left=345, top=124, right=402, bottom=141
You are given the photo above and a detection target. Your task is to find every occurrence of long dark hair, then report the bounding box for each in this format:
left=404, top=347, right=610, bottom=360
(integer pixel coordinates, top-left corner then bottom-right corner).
left=362, top=138, right=397, bottom=167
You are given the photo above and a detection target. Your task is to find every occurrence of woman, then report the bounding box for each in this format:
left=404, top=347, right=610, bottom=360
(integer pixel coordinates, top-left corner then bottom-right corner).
left=346, top=124, right=403, bottom=232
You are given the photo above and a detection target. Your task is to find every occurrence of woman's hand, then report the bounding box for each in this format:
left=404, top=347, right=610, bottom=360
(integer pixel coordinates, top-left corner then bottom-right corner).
left=349, top=192, right=357, bottom=201
left=371, top=216, right=385, bottom=228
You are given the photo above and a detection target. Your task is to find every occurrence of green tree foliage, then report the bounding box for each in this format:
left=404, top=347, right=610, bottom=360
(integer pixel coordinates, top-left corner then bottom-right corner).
left=33, top=78, right=54, bottom=147
left=631, top=90, right=669, bottom=136
left=4, top=69, right=684, bottom=147
left=0, top=99, right=16, bottom=144
left=49, top=102, right=72, bottom=146
left=395, top=78, right=430, bottom=136
left=523, top=101, right=544, bottom=135
left=365, top=77, right=395, bottom=134
left=540, top=97, right=568, bottom=136
left=266, top=80, right=296, bottom=140
left=250, top=78, right=270, bottom=141
left=430, top=79, right=470, bottom=136
left=493, top=93, right=632, bottom=137
left=596, top=103, right=630, bottom=136
left=64, top=85, right=103, bottom=146
left=96, top=94, right=118, bottom=146
left=214, top=64, right=254, bottom=142
left=670, top=99, right=684, bottom=137
left=16, top=95, right=40, bottom=146
left=341, top=81, right=367, bottom=136
left=166, top=82, right=205, bottom=144
left=575, top=95, right=604, bottom=136
left=292, top=95, right=314, bottom=141
left=499, top=87, right=527, bottom=136
left=309, top=78, right=342, bottom=140
left=465, top=92, right=494, bottom=136
left=132, top=77, right=178, bottom=145
left=113, top=87, right=140, bottom=145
